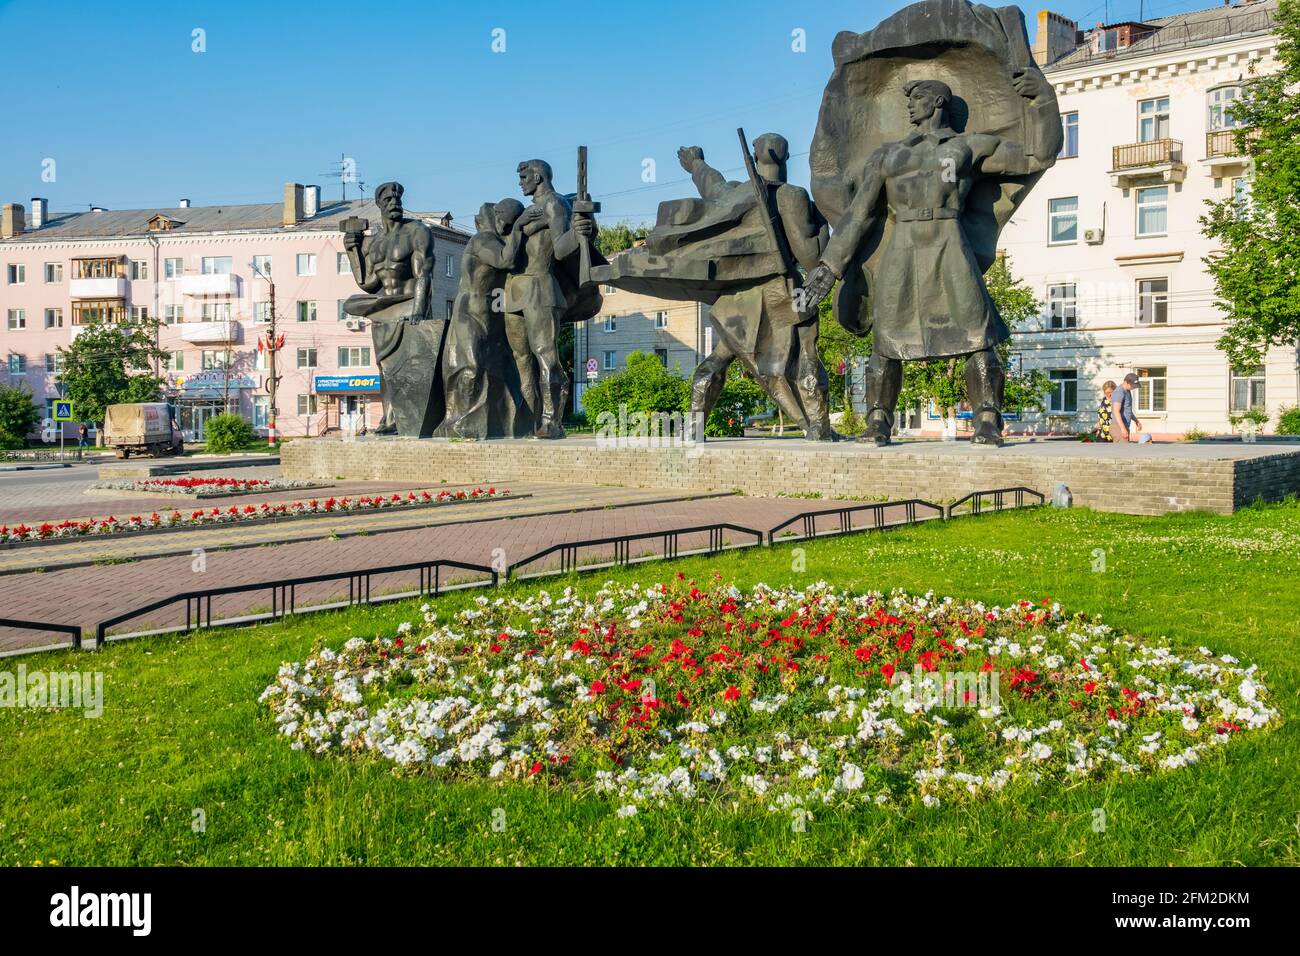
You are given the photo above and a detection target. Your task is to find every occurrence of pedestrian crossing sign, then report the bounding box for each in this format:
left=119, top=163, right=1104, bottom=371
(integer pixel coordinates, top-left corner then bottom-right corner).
left=54, top=400, right=74, bottom=421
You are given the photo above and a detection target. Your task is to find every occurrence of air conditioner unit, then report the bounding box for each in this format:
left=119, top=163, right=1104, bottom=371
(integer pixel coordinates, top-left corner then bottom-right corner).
left=344, top=318, right=365, bottom=332
left=1084, top=227, right=1105, bottom=244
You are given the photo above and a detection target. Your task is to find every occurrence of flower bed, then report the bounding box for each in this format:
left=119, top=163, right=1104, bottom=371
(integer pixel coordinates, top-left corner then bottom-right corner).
left=260, top=578, right=1278, bottom=813
left=1, top=487, right=509, bottom=544
left=88, top=477, right=325, bottom=498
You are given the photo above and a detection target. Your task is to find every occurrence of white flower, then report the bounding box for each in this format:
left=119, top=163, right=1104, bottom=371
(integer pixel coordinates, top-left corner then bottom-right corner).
left=616, top=804, right=638, bottom=818
left=836, top=763, right=865, bottom=791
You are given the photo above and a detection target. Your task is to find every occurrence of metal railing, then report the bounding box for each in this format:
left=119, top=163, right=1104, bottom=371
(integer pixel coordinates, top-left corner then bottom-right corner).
left=946, top=486, right=1045, bottom=518
left=8, top=486, right=1046, bottom=655
left=94, top=558, right=497, bottom=645
left=1112, top=138, right=1182, bottom=170
left=507, top=522, right=763, bottom=579
left=1206, top=127, right=1259, bottom=159
left=0, top=617, right=83, bottom=651
left=766, top=498, right=943, bottom=545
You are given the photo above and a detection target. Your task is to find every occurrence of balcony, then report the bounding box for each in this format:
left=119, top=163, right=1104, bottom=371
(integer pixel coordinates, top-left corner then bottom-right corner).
left=177, top=273, right=241, bottom=297
left=180, top=320, right=243, bottom=344
left=1108, top=139, right=1186, bottom=187
left=1202, top=128, right=1256, bottom=176
left=69, top=276, right=129, bottom=299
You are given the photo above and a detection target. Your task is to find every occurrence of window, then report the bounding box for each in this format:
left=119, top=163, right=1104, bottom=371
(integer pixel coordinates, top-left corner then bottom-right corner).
left=296, top=253, right=316, bottom=276
left=130, top=260, right=148, bottom=280
left=44, top=308, right=63, bottom=329
left=1046, top=283, right=1077, bottom=329
left=297, top=394, right=318, bottom=416
left=252, top=255, right=272, bottom=278
left=337, top=300, right=348, bottom=322
left=446, top=299, right=454, bottom=321
left=43, top=262, right=63, bottom=283
left=336, top=252, right=350, bottom=275
left=130, top=306, right=149, bottom=323
left=1137, top=278, right=1169, bottom=325
left=164, top=257, right=183, bottom=279
left=254, top=301, right=272, bottom=324
left=446, top=256, right=455, bottom=278
left=1229, top=365, right=1266, bottom=412
left=654, top=310, right=668, bottom=329
left=164, top=305, right=185, bottom=325
left=1135, top=366, right=1167, bottom=413
left=7, top=309, right=25, bottom=330
left=163, top=350, right=184, bottom=372
left=8, top=354, right=26, bottom=375
left=201, top=256, right=232, bottom=275
left=654, top=348, right=669, bottom=366
left=1208, top=86, right=1243, bottom=131
left=201, top=301, right=232, bottom=323
left=603, top=315, right=616, bottom=332
left=1138, top=96, right=1170, bottom=142
left=603, top=350, right=616, bottom=370
left=71, top=300, right=126, bottom=324
left=602, top=284, right=616, bottom=294
left=200, top=350, right=226, bottom=370
left=337, top=346, right=372, bottom=368
left=253, top=348, right=270, bottom=371
left=1135, top=186, right=1168, bottom=237
left=297, top=301, right=317, bottom=323
left=6, top=263, right=25, bottom=284
left=1047, top=369, right=1078, bottom=413
left=1059, top=111, right=1078, bottom=158
left=44, top=353, right=64, bottom=374
left=252, top=395, right=270, bottom=430
left=297, top=348, right=317, bottom=369
left=1048, top=197, right=1078, bottom=244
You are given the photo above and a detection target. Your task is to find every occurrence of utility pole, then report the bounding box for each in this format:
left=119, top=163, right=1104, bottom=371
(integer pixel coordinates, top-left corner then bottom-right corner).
left=252, top=261, right=282, bottom=447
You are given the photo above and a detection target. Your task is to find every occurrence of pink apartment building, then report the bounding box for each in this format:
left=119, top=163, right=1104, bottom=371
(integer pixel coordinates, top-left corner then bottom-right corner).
left=0, top=184, right=466, bottom=440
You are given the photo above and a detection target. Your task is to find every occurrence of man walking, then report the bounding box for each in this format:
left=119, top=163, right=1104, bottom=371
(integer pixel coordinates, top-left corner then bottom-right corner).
left=1111, top=372, right=1141, bottom=443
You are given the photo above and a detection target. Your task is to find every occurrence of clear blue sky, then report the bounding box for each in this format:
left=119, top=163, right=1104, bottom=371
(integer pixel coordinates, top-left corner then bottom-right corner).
left=1, top=0, right=1202, bottom=228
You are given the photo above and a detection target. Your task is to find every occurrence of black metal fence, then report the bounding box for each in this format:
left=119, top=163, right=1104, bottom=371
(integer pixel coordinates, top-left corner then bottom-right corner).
left=93, top=558, right=497, bottom=645
left=7, top=486, right=1043, bottom=654
left=946, top=486, right=1045, bottom=518
left=0, top=617, right=83, bottom=651
left=507, top=522, right=764, bottom=579
left=766, top=498, right=943, bottom=545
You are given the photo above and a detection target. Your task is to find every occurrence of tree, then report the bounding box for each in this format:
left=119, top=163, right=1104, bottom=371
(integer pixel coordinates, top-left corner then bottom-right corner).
left=595, top=223, right=650, bottom=257
left=0, top=383, right=41, bottom=449
left=816, top=298, right=872, bottom=411
left=57, top=319, right=167, bottom=429
left=1201, top=0, right=1300, bottom=370
left=895, top=254, right=1052, bottom=423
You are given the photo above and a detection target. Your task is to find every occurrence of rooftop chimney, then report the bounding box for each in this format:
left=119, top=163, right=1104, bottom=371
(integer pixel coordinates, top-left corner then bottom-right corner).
left=283, top=182, right=304, bottom=226
left=1, top=203, right=25, bottom=239
left=30, top=197, right=47, bottom=229
left=303, top=184, right=320, bottom=218
left=1034, top=10, right=1081, bottom=66
left=179, top=198, right=191, bottom=208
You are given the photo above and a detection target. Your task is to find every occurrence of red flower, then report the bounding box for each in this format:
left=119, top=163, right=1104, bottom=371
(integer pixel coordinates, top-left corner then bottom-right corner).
left=723, top=686, right=741, bottom=701
left=589, top=680, right=606, bottom=696
left=528, top=761, right=543, bottom=775
left=1084, top=681, right=1099, bottom=695
left=880, top=662, right=896, bottom=684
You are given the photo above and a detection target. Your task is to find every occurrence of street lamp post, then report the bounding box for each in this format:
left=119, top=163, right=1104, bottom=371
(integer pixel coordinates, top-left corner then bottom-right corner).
left=251, top=261, right=282, bottom=447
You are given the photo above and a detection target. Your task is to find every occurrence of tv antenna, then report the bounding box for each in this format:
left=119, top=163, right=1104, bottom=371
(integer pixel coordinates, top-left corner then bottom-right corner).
left=319, top=153, right=365, bottom=201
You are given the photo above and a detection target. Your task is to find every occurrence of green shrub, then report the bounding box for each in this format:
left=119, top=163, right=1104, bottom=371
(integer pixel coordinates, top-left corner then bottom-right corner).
left=837, top=405, right=865, bottom=437
left=1181, top=426, right=1209, bottom=442
left=580, top=352, right=690, bottom=431
left=1278, top=405, right=1300, bottom=436
left=707, top=373, right=766, bottom=437
left=203, top=413, right=255, bottom=453
left=0, top=384, right=41, bottom=449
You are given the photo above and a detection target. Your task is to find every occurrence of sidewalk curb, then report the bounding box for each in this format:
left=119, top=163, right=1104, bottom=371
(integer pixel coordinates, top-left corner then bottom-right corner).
left=0, top=463, right=72, bottom=472
left=0, top=490, right=737, bottom=577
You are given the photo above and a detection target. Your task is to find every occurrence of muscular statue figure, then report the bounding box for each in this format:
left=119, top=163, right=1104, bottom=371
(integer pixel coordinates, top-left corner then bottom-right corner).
left=438, top=199, right=527, bottom=438
left=342, top=181, right=443, bottom=437
left=804, top=71, right=1056, bottom=446
left=680, top=135, right=834, bottom=440
left=504, top=159, right=593, bottom=439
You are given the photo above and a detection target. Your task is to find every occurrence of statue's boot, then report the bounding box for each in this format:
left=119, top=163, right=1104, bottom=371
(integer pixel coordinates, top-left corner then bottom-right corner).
left=965, top=347, right=1006, bottom=448
left=857, top=408, right=894, bottom=446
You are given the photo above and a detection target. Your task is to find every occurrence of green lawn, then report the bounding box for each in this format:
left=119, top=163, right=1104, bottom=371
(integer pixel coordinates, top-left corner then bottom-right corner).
left=2, top=501, right=1298, bottom=866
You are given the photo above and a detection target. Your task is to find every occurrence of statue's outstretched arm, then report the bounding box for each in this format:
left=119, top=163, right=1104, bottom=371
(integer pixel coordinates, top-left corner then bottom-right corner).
left=820, top=153, right=886, bottom=278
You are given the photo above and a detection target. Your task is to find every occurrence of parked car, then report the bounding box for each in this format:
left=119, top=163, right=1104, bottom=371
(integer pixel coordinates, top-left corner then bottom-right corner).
left=103, top=403, right=184, bottom=459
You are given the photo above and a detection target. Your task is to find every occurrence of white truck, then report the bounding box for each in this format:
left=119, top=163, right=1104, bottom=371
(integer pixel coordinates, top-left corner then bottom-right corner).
left=103, top=403, right=184, bottom=459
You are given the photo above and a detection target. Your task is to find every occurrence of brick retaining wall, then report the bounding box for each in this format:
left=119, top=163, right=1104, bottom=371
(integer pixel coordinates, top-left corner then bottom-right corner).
left=282, top=438, right=1300, bottom=516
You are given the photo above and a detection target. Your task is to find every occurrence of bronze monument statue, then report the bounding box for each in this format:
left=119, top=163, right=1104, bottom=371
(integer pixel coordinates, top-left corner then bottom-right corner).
left=589, top=132, right=834, bottom=440
left=804, top=0, right=1062, bottom=446
left=340, top=181, right=446, bottom=437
